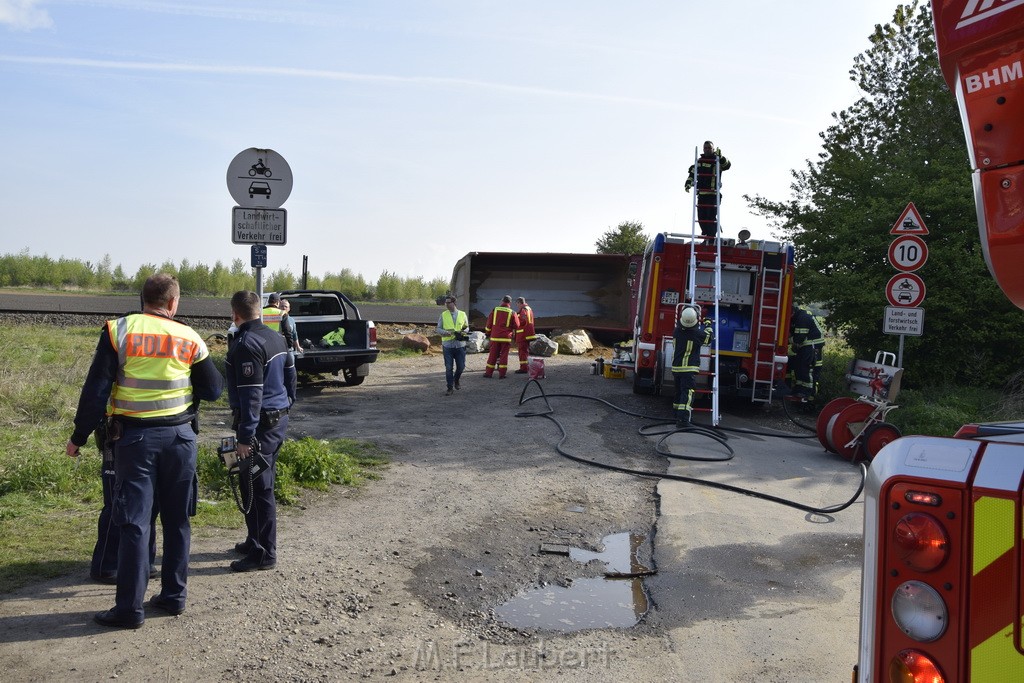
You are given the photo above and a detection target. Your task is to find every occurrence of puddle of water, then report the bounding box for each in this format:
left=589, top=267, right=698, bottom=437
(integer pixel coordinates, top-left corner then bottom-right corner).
left=495, top=532, right=650, bottom=632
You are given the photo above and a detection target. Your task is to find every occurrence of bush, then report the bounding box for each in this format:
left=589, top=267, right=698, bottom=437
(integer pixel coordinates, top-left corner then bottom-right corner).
left=278, top=437, right=369, bottom=490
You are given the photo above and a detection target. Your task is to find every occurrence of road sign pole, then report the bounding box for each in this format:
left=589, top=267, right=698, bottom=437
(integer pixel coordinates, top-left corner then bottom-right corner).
left=898, top=333, right=905, bottom=369
left=256, top=267, right=264, bottom=303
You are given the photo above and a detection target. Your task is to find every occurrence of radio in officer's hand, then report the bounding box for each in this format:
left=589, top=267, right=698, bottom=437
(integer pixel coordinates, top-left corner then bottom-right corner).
left=217, top=436, right=269, bottom=478
left=218, top=436, right=240, bottom=471
left=218, top=435, right=270, bottom=515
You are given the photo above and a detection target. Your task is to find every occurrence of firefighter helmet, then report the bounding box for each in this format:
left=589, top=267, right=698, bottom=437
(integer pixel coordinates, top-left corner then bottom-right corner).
left=679, top=306, right=699, bottom=328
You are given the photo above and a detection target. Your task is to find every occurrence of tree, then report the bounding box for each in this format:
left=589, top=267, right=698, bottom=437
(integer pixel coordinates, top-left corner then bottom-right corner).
left=746, top=1, right=1024, bottom=389
left=595, top=221, right=649, bottom=255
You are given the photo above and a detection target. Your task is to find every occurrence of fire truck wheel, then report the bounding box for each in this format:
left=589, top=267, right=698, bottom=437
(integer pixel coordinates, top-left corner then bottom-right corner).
left=826, top=402, right=875, bottom=461
left=816, top=397, right=858, bottom=453
left=861, top=422, right=902, bottom=460
left=632, top=369, right=656, bottom=395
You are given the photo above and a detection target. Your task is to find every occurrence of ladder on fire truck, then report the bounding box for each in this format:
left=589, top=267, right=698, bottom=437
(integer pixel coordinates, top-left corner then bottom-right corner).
left=686, top=146, right=722, bottom=426
left=750, top=261, right=785, bottom=404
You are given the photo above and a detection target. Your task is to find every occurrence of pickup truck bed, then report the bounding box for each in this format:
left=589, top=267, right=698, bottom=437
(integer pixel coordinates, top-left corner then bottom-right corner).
left=280, top=290, right=379, bottom=385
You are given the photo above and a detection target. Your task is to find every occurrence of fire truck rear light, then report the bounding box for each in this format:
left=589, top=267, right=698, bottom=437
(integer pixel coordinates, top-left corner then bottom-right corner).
left=887, top=649, right=945, bottom=682
left=891, top=581, right=947, bottom=642
left=893, top=513, right=948, bottom=571
left=904, top=491, right=941, bottom=506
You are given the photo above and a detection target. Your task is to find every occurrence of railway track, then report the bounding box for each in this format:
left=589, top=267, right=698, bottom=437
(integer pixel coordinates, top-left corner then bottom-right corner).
left=0, top=293, right=439, bottom=328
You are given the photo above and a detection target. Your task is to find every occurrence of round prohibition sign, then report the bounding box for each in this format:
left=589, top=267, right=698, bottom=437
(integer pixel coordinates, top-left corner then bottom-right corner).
left=888, top=234, right=928, bottom=273
left=886, top=273, right=926, bottom=307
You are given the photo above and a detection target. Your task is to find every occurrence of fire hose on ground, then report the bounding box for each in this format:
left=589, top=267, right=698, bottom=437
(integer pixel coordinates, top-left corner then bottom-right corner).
left=515, top=379, right=866, bottom=516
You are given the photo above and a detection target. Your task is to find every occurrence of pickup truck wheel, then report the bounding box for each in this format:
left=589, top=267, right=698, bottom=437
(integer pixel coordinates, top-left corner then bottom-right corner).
left=342, top=368, right=365, bottom=386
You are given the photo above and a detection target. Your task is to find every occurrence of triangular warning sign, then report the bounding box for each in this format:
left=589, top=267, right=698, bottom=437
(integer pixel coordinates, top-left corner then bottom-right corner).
left=890, top=202, right=929, bottom=235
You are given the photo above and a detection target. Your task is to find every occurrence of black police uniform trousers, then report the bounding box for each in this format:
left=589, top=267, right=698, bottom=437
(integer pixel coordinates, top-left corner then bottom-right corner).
left=240, top=414, right=289, bottom=565
left=111, top=422, right=198, bottom=620
left=92, top=462, right=156, bottom=580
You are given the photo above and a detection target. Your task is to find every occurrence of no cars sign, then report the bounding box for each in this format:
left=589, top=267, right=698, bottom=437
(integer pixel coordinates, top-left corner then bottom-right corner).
left=886, top=273, right=926, bottom=307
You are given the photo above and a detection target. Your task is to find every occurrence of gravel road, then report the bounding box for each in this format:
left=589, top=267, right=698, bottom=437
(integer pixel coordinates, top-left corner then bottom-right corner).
left=2, top=346, right=706, bottom=682
left=0, top=337, right=856, bottom=683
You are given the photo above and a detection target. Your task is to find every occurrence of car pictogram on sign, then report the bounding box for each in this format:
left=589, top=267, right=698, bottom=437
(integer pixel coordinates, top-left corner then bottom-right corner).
left=886, top=273, right=926, bottom=307
left=249, top=181, right=271, bottom=199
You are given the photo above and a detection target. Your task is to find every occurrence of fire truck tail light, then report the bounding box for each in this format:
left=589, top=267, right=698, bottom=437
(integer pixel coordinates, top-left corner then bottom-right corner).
left=891, top=581, right=948, bottom=642
left=893, top=513, right=949, bottom=571
left=888, top=649, right=945, bottom=683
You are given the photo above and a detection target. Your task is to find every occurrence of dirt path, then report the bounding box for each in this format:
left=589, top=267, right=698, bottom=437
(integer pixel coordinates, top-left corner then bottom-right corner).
left=1, top=350, right=699, bottom=682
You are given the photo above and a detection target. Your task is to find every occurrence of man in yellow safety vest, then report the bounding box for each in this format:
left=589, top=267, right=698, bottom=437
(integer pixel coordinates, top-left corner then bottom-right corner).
left=66, top=273, right=223, bottom=628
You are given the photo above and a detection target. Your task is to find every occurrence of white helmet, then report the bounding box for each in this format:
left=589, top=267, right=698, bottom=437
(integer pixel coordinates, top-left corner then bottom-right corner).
left=679, top=307, right=698, bottom=328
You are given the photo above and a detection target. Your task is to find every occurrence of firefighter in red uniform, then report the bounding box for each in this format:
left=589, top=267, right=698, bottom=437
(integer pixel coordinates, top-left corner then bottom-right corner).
left=513, top=296, right=536, bottom=374
left=484, top=295, right=519, bottom=379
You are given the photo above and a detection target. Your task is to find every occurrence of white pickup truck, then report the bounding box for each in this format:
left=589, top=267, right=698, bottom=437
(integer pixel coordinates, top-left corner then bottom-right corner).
left=279, top=290, right=380, bottom=385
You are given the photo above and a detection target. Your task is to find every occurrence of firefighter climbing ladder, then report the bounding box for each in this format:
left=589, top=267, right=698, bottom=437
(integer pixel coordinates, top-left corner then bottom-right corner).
left=750, top=260, right=784, bottom=404
left=687, top=146, right=722, bottom=426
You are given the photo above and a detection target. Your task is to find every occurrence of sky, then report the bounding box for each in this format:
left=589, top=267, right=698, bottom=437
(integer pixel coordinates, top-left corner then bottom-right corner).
left=1, top=0, right=908, bottom=283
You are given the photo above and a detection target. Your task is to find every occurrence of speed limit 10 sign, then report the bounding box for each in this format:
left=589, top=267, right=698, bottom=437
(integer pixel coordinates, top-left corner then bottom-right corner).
left=888, top=234, right=928, bottom=273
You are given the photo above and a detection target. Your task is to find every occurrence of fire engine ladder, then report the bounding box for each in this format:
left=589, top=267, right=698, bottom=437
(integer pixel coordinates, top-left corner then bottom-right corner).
left=687, top=146, right=722, bottom=425
left=750, top=255, right=784, bottom=404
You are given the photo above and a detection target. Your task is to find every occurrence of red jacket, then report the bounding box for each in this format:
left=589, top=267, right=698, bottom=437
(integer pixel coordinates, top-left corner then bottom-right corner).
left=517, top=304, right=536, bottom=340
left=485, top=305, right=519, bottom=343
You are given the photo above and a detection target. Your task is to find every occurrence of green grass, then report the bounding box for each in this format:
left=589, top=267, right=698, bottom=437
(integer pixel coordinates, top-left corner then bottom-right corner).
left=0, top=324, right=389, bottom=593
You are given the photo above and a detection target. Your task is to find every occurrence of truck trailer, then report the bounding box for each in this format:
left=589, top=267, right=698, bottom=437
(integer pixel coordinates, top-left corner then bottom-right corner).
left=448, top=251, right=641, bottom=340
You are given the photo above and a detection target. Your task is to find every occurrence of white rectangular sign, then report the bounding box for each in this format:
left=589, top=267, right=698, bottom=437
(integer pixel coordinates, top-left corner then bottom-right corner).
left=232, top=207, right=287, bottom=245
left=884, top=306, right=924, bottom=336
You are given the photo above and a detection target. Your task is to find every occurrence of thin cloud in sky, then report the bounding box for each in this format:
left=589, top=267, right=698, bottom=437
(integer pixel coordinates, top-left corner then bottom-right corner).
left=0, top=0, right=53, bottom=30
left=40, top=0, right=388, bottom=28
left=0, top=54, right=813, bottom=126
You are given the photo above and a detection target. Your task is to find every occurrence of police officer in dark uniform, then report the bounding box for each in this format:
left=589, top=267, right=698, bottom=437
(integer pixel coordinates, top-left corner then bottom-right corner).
left=226, top=290, right=297, bottom=572
left=89, top=308, right=160, bottom=585
left=66, top=273, right=223, bottom=628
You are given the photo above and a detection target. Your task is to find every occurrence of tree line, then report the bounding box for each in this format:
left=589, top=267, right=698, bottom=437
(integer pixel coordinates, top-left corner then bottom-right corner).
left=0, top=250, right=449, bottom=303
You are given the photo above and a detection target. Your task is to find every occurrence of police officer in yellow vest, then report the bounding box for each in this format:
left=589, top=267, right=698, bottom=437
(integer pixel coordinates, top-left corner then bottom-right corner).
left=435, top=295, right=470, bottom=395
left=262, top=292, right=295, bottom=351
left=66, top=273, right=223, bottom=629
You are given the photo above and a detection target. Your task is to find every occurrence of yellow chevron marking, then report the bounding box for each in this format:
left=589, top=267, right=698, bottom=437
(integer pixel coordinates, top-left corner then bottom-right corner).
left=971, top=620, right=1024, bottom=681
left=973, top=497, right=1015, bottom=575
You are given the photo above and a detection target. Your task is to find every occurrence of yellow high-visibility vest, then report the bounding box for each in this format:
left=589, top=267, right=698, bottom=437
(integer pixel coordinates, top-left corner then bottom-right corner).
left=441, top=309, right=468, bottom=342
left=107, top=313, right=208, bottom=418
left=261, top=306, right=283, bottom=331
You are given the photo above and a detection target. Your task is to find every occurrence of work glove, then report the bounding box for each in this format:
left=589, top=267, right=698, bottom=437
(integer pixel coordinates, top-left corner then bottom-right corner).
left=715, top=147, right=722, bottom=156
left=684, top=180, right=693, bottom=192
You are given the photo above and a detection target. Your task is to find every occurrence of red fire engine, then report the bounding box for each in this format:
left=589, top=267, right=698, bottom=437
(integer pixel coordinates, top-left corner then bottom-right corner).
left=630, top=231, right=796, bottom=409
left=855, top=2, right=1024, bottom=680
